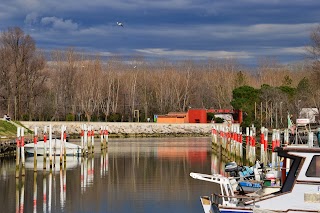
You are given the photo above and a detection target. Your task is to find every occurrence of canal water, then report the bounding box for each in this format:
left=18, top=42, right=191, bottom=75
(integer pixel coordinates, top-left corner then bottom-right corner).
left=0, top=137, right=224, bottom=213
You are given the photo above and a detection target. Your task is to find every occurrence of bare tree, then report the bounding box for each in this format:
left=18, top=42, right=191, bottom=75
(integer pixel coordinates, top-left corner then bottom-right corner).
left=306, top=24, right=320, bottom=110
left=100, top=59, right=122, bottom=121
left=0, top=27, right=46, bottom=120
left=76, top=56, right=103, bottom=121
left=50, top=48, right=79, bottom=120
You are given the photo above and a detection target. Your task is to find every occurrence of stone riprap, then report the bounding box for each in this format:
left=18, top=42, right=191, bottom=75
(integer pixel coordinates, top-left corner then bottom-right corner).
left=20, top=121, right=215, bottom=137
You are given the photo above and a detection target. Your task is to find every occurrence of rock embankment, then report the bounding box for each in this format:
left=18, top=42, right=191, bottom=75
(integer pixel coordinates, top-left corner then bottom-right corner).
left=20, top=121, right=214, bottom=137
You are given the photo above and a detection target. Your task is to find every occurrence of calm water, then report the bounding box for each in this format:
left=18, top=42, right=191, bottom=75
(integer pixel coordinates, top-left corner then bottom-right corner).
left=0, top=137, right=225, bottom=213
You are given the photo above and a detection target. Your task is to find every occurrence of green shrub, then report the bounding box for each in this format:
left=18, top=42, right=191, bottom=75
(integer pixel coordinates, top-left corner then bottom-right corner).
left=66, top=113, right=75, bottom=121
left=214, top=117, right=225, bottom=123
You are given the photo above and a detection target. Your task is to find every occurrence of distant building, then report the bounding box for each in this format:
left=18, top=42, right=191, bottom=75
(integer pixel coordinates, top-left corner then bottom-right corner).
left=156, top=112, right=188, bottom=123
left=299, top=108, right=319, bottom=124
left=156, top=108, right=242, bottom=124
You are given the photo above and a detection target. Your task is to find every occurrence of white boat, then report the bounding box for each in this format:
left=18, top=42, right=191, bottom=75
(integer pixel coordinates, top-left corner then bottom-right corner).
left=191, top=146, right=320, bottom=213
left=24, top=139, right=81, bottom=156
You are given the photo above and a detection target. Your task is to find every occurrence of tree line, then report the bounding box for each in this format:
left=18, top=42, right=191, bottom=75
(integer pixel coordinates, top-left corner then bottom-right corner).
left=0, top=26, right=320, bottom=128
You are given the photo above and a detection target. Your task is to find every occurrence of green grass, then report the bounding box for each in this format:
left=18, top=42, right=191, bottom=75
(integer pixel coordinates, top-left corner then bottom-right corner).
left=13, top=121, right=32, bottom=134
left=0, top=120, right=18, bottom=138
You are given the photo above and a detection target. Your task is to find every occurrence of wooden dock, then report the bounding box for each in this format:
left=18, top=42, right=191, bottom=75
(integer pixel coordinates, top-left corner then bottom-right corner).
left=0, top=139, right=32, bottom=157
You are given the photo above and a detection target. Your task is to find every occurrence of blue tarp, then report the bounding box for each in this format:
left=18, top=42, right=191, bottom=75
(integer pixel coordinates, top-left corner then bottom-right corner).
left=239, top=181, right=261, bottom=188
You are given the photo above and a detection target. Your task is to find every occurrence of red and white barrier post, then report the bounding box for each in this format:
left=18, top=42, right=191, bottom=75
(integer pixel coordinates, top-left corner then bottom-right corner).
left=91, top=126, right=94, bottom=153
left=16, top=127, right=21, bottom=178
left=34, top=127, right=38, bottom=172
left=88, top=126, right=92, bottom=154
left=43, top=126, right=47, bottom=170
left=260, top=127, right=265, bottom=165
left=60, top=125, right=64, bottom=167
left=83, top=124, right=88, bottom=155
left=21, top=127, right=25, bottom=176
left=105, top=126, right=109, bottom=148
left=49, top=124, right=53, bottom=170
left=271, top=129, right=276, bottom=170
left=63, top=126, right=67, bottom=163
left=80, top=125, right=84, bottom=156
left=239, top=127, right=243, bottom=158
left=246, top=127, right=249, bottom=160
left=100, top=126, right=103, bottom=150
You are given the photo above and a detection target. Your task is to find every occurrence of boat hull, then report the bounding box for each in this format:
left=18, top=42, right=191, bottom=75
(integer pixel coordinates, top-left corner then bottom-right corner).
left=219, top=209, right=252, bottom=213
left=24, top=140, right=81, bottom=156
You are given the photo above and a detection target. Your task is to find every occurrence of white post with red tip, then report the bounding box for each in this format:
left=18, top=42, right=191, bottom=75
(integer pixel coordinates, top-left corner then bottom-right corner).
left=43, top=126, right=47, bottom=170
left=15, top=127, right=21, bottom=178
left=21, top=127, right=25, bottom=176
left=34, top=127, right=38, bottom=172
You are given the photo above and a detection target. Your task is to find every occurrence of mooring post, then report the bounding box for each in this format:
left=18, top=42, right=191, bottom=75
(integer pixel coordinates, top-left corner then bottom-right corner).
left=229, top=125, right=233, bottom=154
left=100, top=126, right=104, bottom=150
left=271, top=129, right=276, bottom=171
left=91, top=126, right=94, bottom=153
left=84, top=124, right=88, bottom=155
left=239, top=127, right=243, bottom=158
left=264, top=128, right=269, bottom=164
left=252, top=126, right=256, bottom=164
left=260, top=127, right=265, bottom=166
left=217, top=126, right=222, bottom=153
left=308, top=130, right=314, bottom=148
left=34, top=127, right=38, bottom=172
left=21, top=127, right=25, bottom=176
left=211, top=125, right=214, bottom=146
left=276, top=130, right=281, bottom=170
left=236, top=126, right=239, bottom=156
left=105, top=126, right=109, bottom=148
left=284, top=129, right=289, bottom=146
left=88, top=125, right=91, bottom=154
left=49, top=124, right=53, bottom=170
left=60, top=125, right=63, bottom=167
left=43, top=126, right=47, bottom=170
left=15, top=127, right=21, bottom=178
left=249, top=128, right=253, bottom=164
left=63, top=126, right=67, bottom=164
left=235, top=125, right=239, bottom=156
left=220, top=126, right=224, bottom=150
left=81, top=125, right=84, bottom=155
left=234, top=125, right=238, bottom=156
left=246, top=127, right=249, bottom=161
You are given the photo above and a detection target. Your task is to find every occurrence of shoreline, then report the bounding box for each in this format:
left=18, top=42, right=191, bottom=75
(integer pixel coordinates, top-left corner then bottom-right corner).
left=20, top=121, right=215, bottom=137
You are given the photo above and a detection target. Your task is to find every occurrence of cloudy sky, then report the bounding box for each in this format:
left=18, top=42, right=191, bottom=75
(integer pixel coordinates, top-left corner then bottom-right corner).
left=1, top=0, right=320, bottom=66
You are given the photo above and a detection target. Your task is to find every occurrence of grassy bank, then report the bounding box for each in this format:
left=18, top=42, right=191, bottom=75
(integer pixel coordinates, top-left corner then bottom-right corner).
left=0, top=120, right=32, bottom=139
left=0, top=120, right=17, bottom=138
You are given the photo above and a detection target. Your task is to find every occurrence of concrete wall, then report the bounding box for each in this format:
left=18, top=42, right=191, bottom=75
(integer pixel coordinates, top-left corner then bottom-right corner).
left=20, top=121, right=215, bottom=136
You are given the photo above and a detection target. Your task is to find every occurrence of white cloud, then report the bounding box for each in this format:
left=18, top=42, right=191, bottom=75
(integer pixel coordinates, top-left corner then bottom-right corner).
left=24, top=12, right=38, bottom=25
left=135, top=48, right=252, bottom=59
left=40, top=16, right=78, bottom=31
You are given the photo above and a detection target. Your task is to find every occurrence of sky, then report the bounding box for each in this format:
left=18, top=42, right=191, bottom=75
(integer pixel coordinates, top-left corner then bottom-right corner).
left=1, top=0, right=320, bottom=66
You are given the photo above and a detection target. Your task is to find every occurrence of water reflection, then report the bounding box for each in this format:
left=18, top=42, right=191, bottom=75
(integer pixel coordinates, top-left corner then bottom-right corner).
left=2, top=137, right=222, bottom=213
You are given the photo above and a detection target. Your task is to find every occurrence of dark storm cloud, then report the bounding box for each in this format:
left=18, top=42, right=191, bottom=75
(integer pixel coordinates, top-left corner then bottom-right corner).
left=0, top=0, right=319, bottom=65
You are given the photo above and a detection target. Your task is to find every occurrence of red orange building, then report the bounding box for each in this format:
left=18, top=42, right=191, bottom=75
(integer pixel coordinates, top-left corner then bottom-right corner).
left=156, top=108, right=242, bottom=124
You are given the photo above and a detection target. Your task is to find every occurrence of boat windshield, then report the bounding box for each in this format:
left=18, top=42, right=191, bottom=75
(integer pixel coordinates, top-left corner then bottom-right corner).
left=306, top=155, right=320, bottom=177
left=277, top=150, right=302, bottom=193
